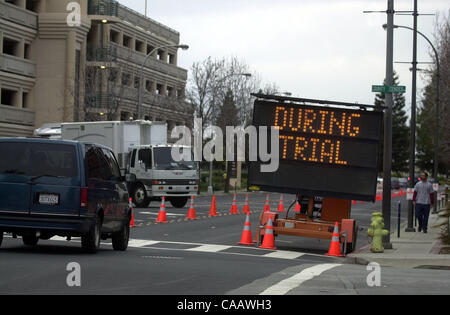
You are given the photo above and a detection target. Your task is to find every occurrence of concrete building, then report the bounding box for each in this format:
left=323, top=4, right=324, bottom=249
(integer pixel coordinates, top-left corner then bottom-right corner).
left=0, top=0, right=192, bottom=138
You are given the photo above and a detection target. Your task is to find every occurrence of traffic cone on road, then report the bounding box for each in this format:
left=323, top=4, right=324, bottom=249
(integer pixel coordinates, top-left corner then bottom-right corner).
left=230, top=193, right=239, bottom=215
left=186, top=196, right=197, bottom=220
left=129, top=198, right=137, bottom=228
left=156, top=196, right=168, bottom=223
left=277, top=194, right=285, bottom=213
left=294, top=198, right=301, bottom=213
left=242, top=194, right=250, bottom=215
left=238, top=213, right=255, bottom=246
left=259, top=216, right=277, bottom=250
left=263, top=194, right=271, bottom=212
left=325, top=222, right=344, bottom=257
left=209, top=195, right=218, bottom=217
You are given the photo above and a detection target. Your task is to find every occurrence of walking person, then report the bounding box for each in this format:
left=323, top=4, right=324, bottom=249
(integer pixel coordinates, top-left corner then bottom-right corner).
left=413, top=172, right=435, bottom=233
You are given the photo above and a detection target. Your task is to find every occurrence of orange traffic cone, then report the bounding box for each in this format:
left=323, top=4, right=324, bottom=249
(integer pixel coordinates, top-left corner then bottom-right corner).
left=277, top=194, right=285, bottom=213
left=325, top=222, right=344, bottom=257
left=294, top=198, right=301, bottom=213
left=238, top=213, right=255, bottom=246
left=242, top=194, right=250, bottom=215
left=129, top=198, right=137, bottom=227
left=263, top=194, right=271, bottom=212
left=230, top=193, right=238, bottom=215
left=156, top=196, right=168, bottom=223
left=259, top=216, right=277, bottom=250
left=209, top=195, right=218, bottom=217
left=186, top=196, right=197, bottom=220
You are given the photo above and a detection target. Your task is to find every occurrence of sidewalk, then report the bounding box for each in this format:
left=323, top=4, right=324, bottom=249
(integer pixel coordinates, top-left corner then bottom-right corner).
left=348, top=211, right=450, bottom=269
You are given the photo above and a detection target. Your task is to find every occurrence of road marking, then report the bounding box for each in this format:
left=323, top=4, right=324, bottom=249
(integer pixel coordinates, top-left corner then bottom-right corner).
left=262, top=251, right=304, bottom=260
left=139, top=212, right=185, bottom=216
left=128, top=240, right=160, bottom=248
left=187, top=244, right=232, bottom=253
left=259, top=264, right=342, bottom=295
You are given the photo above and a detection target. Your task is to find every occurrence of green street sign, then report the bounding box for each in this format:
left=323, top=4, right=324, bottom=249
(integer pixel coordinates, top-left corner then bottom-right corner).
left=387, top=85, right=406, bottom=94
left=372, top=85, right=385, bottom=93
left=372, top=85, right=406, bottom=94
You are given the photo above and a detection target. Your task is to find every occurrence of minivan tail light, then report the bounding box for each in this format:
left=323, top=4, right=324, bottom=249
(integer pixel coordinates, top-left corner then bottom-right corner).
left=81, top=188, right=88, bottom=208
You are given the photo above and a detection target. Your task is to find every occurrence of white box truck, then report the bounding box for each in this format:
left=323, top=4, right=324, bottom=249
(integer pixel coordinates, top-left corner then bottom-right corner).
left=61, top=121, right=199, bottom=208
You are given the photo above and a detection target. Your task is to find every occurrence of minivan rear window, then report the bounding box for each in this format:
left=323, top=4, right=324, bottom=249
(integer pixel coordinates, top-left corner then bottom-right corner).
left=0, top=142, right=78, bottom=179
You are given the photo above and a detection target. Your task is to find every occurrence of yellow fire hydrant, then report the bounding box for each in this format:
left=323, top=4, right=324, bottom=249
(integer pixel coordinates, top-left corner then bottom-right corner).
left=367, top=212, right=389, bottom=253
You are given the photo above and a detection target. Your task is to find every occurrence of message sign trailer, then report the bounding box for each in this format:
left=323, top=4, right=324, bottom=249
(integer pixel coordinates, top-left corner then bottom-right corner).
left=248, top=94, right=384, bottom=254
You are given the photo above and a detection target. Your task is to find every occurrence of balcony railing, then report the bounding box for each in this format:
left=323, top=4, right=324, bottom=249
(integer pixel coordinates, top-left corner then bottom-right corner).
left=109, top=43, right=188, bottom=81
left=84, top=93, right=118, bottom=109
left=88, top=0, right=119, bottom=17
left=86, top=46, right=118, bottom=62
left=0, top=1, right=38, bottom=29
left=0, top=105, right=35, bottom=126
left=0, top=54, right=37, bottom=78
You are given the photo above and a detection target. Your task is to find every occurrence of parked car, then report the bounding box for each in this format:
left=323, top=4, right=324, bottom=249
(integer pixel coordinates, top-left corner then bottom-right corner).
left=0, top=138, right=131, bottom=253
left=391, top=177, right=400, bottom=190
left=399, top=178, right=408, bottom=188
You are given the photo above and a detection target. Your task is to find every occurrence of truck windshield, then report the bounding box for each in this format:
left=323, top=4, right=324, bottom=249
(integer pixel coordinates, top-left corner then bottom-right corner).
left=153, top=147, right=196, bottom=171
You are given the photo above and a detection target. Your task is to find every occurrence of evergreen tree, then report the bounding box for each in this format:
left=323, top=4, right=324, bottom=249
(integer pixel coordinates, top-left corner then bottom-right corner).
left=375, top=72, right=410, bottom=174
left=416, top=84, right=435, bottom=173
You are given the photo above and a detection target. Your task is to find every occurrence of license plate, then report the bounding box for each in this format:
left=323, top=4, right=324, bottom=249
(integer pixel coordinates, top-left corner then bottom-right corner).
left=39, top=194, right=59, bottom=205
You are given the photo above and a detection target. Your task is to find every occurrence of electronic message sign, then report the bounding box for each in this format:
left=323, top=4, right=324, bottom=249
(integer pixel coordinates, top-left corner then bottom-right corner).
left=248, top=98, right=384, bottom=202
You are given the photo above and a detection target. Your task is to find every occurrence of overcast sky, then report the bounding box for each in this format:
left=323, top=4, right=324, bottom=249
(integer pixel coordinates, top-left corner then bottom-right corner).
left=119, top=0, right=449, bottom=112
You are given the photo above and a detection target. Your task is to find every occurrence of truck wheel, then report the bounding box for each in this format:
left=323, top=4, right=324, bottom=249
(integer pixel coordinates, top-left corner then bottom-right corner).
left=23, top=234, right=39, bottom=247
left=170, top=197, right=188, bottom=208
left=82, top=217, right=102, bottom=254
left=112, top=219, right=130, bottom=251
left=133, top=184, right=150, bottom=208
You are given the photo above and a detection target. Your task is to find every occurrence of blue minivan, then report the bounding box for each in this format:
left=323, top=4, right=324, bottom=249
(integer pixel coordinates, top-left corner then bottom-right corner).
left=0, top=138, right=131, bottom=253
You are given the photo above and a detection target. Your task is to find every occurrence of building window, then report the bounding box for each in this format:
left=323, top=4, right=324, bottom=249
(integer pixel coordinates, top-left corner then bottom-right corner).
left=135, top=40, right=144, bottom=53
left=156, top=84, right=163, bottom=95
left=110, top=30, right=120, bottom=44
left=121, top=73, right=131, bottom=86
left=167, top=86, right=174, bottom=97
left=26, top=0, right=39, bottom=12
left=1, top=89, right=17, bottom=107
left=168, top=53, right=176, bottom=65
left=24, top=43, right=31, bottom=59
left=22, top=92, right=30, bottom=108
left=145, top=80, right=153, bottom=93
left=123, top=35, right=132, bottom=49
left=157, top=49, right=165, bottom=61
left=121, top=111, right=132, bottom=121
left=134, top=76, right=140, bottom=89
left=147, top=44, right=155, bottom=56
left=3, top=37, right=20, bottom=57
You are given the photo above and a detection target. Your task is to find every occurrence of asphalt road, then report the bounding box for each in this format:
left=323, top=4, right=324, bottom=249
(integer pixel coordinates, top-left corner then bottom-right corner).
left=1, top=191, right=448, bottom=296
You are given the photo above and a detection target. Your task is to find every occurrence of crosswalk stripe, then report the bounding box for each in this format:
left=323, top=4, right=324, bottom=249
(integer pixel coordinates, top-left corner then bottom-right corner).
left=262, top=251, right=305, bottom=260
left=187, top=245, right=232, bottom=253
left=128, top=240, right=161, bottom=248
left=259, top=264, right=342, bottom=295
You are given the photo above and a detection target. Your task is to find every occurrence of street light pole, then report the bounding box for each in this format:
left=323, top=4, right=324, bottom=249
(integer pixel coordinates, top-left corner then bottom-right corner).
left=137, top=44, right=189, bottom=120
left=382, top=0, right=394, bottom=248
left=207, top=72, right=252, bottom=195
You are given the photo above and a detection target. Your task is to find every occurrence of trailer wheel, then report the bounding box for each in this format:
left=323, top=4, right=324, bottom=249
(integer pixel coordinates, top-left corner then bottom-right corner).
left=132, top=184, right=150, bottom=208
left=345, top=223, right=358, bottom=254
